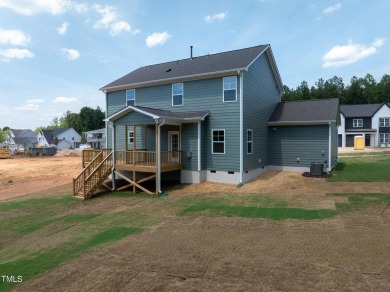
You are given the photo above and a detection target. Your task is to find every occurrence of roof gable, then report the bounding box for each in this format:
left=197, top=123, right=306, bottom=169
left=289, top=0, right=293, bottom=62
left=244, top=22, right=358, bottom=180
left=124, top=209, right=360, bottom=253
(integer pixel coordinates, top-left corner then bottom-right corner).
left=101, top=45, right=283, bottom=93
left=269, top=98, right=340, bottom=125
left=340, top=103, right=384, bottom=118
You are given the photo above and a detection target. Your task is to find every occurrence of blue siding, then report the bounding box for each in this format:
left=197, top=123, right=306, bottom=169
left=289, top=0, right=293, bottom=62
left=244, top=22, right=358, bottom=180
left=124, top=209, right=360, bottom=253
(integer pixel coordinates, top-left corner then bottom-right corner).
left=243, top=53, right=281, bottom=171
left=181, top=123, right=199, bottom=171
left=106, top=76, right=241, bottom=172
left=268, top=125, right=329, bottom=167
left=331, top=122, right=338, bottom=169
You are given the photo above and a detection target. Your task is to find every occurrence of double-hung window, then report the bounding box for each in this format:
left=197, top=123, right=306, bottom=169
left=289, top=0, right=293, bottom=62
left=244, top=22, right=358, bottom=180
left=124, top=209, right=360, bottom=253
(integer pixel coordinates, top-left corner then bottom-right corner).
left=247, top=130, right=253, bottom=154
left=223, top=76, right=237, bottom=102
left=126, top=89, right=135, bottom=106
left=380, top=133, right=389, bottom=144
left=212, top=130, right=225, bottom=154
left=128, top=131, right=134, bottom=144
left=172, top=83, right=183, bottom=106
left=379, top=118, right=390, bottom=127
left=353, top=119, right=363, bottom=128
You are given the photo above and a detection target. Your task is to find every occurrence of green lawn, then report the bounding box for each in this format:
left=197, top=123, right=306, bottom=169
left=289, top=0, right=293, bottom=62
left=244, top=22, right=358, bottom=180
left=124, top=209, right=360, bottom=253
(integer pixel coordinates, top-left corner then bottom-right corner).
left=2, top=156, right=390, bottom=291
left=328, top=154, right=390, bottom=182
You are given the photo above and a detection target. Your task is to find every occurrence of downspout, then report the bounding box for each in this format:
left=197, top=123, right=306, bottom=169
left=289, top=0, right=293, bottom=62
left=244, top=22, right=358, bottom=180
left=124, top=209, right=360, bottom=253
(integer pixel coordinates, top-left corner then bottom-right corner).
left=239, top=71, right=244, bottom=184
left=328, top=122, right=332, bottom=173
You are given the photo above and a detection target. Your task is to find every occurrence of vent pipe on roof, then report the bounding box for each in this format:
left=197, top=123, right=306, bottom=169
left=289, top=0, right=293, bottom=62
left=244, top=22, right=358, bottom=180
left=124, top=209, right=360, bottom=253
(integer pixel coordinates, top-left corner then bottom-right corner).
left=190, top=45, right=193, bottom=59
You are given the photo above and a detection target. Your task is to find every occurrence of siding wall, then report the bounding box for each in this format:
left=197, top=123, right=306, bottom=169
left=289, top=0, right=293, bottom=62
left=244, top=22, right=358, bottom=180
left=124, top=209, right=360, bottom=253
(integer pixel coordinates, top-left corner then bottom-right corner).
left=243, top=52, right=281, bottom=170
left=268, top=125, right=329, bottom=167
left=106, top=76, right=241, bottom=172
left=345, top=117, right=371, bottom=130
left=331, top=122, right=338, bottom=169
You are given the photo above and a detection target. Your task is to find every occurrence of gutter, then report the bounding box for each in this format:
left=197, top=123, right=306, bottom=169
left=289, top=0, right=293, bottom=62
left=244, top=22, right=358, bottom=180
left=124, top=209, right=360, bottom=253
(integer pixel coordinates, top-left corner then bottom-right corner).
left=268, top=120, right=336, bottom=126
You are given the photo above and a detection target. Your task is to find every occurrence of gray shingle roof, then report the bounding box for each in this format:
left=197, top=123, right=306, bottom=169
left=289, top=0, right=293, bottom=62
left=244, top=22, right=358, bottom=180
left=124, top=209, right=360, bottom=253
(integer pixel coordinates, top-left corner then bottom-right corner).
left=340, top=103, right=385, bottom=118
left=101, top=45, right=268, bottom=90
left=41, top=128, right=71, bottom=144
left=269, top=99, right=340, bottom=124
left=136, top=106, right=209, bottom=120
left=105, top=105, right=209, bottom=122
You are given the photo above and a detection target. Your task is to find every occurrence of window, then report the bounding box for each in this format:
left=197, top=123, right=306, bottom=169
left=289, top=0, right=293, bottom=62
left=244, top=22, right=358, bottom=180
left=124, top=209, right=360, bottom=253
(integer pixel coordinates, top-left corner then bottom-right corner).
left=212, top=130, right=225, bottom=154
left=223, top=76, right=237, bottom=102
left=353, top=119, right=363, bottom=128
left=128, top=131, right=134, bottom=144
left=380, top=133, right=389, bottom=144
left=379, top=118, right=390, bottom=127
left=126, top=89, right=135, bottom=106
left=172, top=83, right=183, bottom=106
left=247, top=129, right=253, bottom=154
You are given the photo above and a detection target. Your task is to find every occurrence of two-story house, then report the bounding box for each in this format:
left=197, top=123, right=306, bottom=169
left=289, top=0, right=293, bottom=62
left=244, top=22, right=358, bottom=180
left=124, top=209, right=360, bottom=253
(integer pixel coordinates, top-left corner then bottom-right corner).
left=339, top=103, right=390, bottom=147
left=6, top=129, right=37, bottom=153
left=84, top=128, right=106, bottom=149
left=37, top=128, right=81, bottom=149
left=84, top=44, right=339, bottom=197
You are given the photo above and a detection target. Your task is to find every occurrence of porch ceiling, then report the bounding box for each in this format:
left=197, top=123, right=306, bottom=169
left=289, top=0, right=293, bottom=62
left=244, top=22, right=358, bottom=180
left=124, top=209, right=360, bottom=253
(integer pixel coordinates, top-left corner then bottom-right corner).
left=105, top=105, right=209, bottom=124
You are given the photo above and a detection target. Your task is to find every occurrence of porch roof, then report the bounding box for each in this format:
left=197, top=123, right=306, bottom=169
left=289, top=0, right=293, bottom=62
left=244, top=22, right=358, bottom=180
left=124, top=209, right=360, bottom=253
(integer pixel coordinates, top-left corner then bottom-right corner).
left=104, top=105, right=209, bottom=124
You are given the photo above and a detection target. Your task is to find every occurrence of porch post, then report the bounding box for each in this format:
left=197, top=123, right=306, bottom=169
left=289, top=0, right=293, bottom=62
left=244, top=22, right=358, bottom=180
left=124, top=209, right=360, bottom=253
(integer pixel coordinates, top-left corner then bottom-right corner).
left=111, top=124, right=116, bottom=191
left=198, top=121, right=201, bottom=172
left=133, top=124, right=136, bottom=193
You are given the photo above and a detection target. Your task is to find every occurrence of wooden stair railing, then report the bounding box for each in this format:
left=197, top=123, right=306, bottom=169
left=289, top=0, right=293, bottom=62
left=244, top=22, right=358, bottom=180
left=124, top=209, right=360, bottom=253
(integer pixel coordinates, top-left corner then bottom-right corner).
left=73, top=151, right=113, bottom=199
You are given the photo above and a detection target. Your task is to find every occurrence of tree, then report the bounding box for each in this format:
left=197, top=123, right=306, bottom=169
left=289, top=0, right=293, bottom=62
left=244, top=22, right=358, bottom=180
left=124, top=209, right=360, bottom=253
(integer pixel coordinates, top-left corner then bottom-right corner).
left=378, top=74, right=390, bottom=103
left=296, top=81, right=311, bottom=100
left=0, top=129, right=10, bottom=143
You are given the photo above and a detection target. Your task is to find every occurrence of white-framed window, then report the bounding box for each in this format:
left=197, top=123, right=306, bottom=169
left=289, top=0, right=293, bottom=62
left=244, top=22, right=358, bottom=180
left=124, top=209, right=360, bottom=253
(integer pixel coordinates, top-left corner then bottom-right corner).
left=172, top=83, right=183, bottom=106
left=380, top=133, right=390, bottom=144
left=128, top=131, right=134, bottom=144
left=379, top=118, right=390, bottom=127
left=247, top=129, right=253, bottom=154
left=353, top=119, right=363, bottom=128
left=212, top=129, right=225, bottom=154
left=126, top=89, right=135, bottom=106
left=223, top=76, right=237, bottom=102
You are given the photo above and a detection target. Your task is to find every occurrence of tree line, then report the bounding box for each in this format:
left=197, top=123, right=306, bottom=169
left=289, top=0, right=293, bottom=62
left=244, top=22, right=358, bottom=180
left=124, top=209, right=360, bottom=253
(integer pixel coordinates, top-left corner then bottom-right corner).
left=282, top=73, right=390, bottom=104
left=34, top=106, right=105, bottom=135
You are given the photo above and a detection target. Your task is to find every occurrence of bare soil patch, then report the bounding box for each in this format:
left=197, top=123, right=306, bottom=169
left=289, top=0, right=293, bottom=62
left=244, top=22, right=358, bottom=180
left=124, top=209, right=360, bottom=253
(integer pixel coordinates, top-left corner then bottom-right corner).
left=0, top=156, right=82, bottom=201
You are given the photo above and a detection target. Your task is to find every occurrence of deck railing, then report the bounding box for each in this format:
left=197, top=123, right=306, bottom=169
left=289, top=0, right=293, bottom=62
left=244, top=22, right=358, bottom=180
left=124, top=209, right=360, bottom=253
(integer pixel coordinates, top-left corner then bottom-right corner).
left=82, top=148, right=111, bottom=167
left=74, top=151, right=103, bottom=195
left=115, top=150, right=181, bottom=167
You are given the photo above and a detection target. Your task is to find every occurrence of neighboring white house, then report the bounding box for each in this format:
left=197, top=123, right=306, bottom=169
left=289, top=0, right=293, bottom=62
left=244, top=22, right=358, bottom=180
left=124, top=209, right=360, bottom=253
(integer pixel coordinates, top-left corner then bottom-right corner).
left=84, top=128, right=106, bottom=149
left=339, top=103, right=390, bottom=147
left=37, top=128, right=81, bottom=150
left=6, top=129, right=37, bottom=152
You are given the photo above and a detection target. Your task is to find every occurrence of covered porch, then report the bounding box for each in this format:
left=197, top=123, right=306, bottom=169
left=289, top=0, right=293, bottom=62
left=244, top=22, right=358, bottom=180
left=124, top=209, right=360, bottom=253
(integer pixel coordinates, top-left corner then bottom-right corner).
left=104, top=105, right=209, bottom=194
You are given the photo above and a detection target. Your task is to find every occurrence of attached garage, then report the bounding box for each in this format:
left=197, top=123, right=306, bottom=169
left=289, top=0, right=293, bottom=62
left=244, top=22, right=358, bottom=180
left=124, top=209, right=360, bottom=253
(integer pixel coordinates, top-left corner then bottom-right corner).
left=268, top=99, right=340, bottom=173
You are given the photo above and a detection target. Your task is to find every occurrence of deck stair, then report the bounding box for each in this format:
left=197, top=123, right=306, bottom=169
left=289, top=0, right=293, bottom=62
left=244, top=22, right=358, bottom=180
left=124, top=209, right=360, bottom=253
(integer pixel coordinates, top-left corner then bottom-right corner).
left=73, top=151, right=113, bottom=199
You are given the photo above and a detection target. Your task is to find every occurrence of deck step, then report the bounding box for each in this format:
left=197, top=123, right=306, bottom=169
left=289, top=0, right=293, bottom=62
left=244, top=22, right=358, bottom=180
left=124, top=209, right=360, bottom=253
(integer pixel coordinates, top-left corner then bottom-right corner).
left=74, top=194, right=85, bottom=199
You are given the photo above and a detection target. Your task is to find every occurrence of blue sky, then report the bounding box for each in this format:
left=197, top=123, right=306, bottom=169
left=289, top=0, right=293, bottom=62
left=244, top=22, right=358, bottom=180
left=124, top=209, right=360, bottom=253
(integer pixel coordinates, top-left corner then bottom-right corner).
left=0, top=0, right=389, bottom=130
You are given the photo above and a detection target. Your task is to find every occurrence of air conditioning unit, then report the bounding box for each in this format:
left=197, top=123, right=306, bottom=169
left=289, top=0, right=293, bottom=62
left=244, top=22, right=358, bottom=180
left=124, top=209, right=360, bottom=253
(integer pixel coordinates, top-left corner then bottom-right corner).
left=310, top=163, right=324, bottom=176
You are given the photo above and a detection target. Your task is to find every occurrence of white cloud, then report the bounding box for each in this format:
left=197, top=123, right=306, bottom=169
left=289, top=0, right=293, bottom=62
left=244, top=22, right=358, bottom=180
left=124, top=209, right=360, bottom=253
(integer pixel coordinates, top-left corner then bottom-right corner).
left=0, top=29, right=31, bottom=46
left=54, top=96, right=79, bottom=103
left=15, top=102, right=40, bottom=111
left=73, top=2, right=88, bottom=13
left=61, top=48, right=80, bottom=60
left=26, top=99, right=44, bottom=104
left=0, top=0, right=72, bottom=15
left=324, top=3, right=341, bottom=14
left=93, top=4, right=117, bottom=29
left=0, top=48, right=34, bottom=60
left=146, top=32, right=171, bottom=47
left=109, top=21, right=131, bottom=36
left=323, top=38, right=385, bottom=68
left=57, top=22, right=69, bottom=35
left=204, top=12, right=227, bottom=23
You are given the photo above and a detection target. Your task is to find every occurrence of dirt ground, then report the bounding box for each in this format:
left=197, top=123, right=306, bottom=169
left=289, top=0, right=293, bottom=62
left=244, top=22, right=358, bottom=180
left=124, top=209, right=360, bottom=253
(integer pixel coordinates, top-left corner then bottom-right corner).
left=2, top=155, right=390, bottom=291
left=0, top=156, right=82, bottom=201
